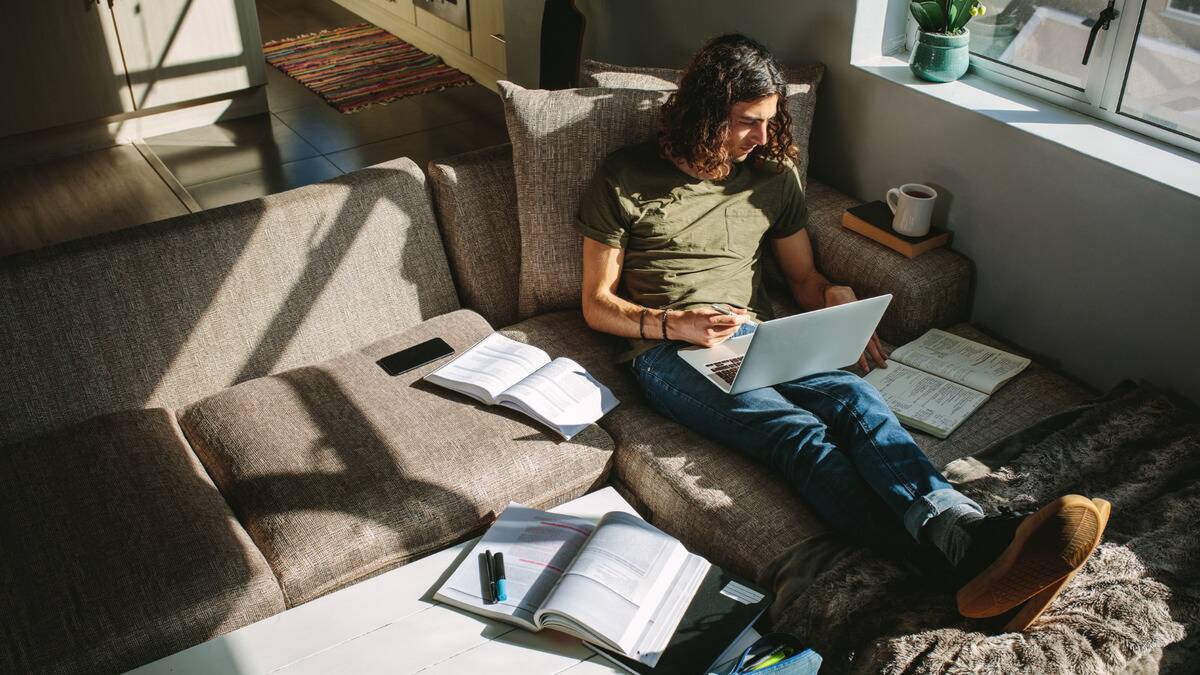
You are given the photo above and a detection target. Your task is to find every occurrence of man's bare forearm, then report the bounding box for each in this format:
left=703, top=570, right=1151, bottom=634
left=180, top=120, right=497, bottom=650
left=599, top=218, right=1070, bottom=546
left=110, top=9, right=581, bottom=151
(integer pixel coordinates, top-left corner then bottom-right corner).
left=583, top=291, right=674, bottom=340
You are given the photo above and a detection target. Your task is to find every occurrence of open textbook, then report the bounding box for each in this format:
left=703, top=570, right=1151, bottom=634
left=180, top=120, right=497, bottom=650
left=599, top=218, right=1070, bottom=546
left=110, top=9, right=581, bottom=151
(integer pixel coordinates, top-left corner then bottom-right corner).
left=863, top=328, right=1031, bottom=439
left=434, top=503, right=711, bottom=669
left=424, top=333, right=618, bottom=440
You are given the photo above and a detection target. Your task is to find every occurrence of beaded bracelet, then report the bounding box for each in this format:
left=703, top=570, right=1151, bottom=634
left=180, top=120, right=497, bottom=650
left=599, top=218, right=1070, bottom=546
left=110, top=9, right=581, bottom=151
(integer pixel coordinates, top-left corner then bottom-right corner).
left=639, top=308, right=648, bottom=340
left=660, top=309, right=669, bottom=341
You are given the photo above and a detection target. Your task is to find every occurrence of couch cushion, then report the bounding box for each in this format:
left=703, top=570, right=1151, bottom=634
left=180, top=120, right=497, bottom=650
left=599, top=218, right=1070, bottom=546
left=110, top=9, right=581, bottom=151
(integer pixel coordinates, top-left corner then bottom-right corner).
left=578, top=59, right=825, bottom=186
left=0, top=157, right=459, bottom=448
left=500, top=73, right=822, bottom=320
left=500, top=313, right=1094, bottom=584
left=179, top=309, right=615, bottom=607
left=428, top=144, right=521, bottom=328
left=0, top=408, right=285, bottom=674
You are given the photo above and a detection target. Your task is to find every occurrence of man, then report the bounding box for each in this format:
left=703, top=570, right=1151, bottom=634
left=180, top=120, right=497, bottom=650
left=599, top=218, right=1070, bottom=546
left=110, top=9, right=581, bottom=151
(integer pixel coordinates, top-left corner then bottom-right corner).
left=574, top=33, right=1108, bottom=631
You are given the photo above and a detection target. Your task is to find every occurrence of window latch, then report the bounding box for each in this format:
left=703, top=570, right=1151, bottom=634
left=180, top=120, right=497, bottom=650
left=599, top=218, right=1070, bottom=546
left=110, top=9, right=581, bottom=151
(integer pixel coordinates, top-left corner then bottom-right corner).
left=1082, top=1, right=1119, bottom=66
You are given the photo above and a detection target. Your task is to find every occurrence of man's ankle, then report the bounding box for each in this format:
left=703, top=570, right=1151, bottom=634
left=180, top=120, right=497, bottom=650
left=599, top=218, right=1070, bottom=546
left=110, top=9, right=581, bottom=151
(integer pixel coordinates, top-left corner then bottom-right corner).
left=922, top=503, right=985, bottom=566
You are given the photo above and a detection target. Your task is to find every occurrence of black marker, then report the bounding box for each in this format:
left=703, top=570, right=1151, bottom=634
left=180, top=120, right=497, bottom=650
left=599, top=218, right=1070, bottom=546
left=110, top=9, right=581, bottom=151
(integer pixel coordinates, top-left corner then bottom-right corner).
left=483, top=549, right=496, bottom=604
left=493, top=552, right=508, bottom=602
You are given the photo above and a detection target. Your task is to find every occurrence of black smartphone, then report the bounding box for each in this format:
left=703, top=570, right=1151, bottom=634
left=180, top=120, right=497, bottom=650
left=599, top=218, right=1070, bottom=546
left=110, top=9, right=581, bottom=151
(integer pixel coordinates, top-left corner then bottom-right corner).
left=376, top=337, right=454, bottom=376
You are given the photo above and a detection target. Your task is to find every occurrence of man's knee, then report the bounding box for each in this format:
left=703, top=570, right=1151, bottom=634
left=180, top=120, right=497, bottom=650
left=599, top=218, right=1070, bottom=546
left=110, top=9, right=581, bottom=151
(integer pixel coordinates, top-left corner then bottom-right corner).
left=816, top=370, right=886, bottom=411
left=767, top=417, right=837, bottom=482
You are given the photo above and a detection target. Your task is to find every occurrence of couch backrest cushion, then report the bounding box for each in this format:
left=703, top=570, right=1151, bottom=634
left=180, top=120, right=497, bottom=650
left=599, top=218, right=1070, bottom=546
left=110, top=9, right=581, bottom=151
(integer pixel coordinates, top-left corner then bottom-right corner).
left=578, top=59, right=825, bottom=186
left=0, top=158, right=459, bottom=447
left=0, top=408, right=285, bottom=673
left=500, top=72, right=822, bottom=320
left=179, top=308, right=615, bottom=607
left=428, top=144, right=521, bottom=328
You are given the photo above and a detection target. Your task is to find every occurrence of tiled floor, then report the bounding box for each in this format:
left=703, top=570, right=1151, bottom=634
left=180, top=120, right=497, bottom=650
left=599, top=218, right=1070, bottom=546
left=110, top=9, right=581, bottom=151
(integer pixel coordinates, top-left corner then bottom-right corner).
left=1, top=0, right=509, bottom=253
left=0, top=144, right=191, bottom=257
left=147, top=0, right=509, bottom=210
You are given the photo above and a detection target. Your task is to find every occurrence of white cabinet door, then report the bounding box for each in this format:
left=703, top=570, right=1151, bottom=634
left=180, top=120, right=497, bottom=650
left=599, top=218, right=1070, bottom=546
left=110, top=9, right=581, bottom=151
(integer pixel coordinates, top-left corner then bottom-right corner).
left=112, top=0, right=266, bottom=110
left=1, top=2, right=133, bottom=137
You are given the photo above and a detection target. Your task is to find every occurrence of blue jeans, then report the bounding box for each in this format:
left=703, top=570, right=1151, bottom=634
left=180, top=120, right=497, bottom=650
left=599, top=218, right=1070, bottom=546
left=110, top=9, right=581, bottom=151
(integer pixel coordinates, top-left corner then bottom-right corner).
left=632, top=323, right=979, bottom=569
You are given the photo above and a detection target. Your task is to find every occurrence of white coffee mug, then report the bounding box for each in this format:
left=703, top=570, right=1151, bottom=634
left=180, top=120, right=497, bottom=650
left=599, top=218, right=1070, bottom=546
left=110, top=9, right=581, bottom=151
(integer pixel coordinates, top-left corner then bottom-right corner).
left=886, top=183, right=937, bottom=237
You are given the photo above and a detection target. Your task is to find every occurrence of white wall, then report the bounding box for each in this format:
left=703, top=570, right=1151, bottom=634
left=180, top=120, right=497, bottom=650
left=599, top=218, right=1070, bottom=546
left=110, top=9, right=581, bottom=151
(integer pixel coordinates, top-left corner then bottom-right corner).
left=504, top=0, right=1200, bottom=403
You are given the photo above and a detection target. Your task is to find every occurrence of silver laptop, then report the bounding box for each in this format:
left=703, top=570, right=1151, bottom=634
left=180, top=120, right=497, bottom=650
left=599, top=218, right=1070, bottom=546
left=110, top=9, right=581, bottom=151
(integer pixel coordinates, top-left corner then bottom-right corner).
left=676, top=295, right=892, bottom=394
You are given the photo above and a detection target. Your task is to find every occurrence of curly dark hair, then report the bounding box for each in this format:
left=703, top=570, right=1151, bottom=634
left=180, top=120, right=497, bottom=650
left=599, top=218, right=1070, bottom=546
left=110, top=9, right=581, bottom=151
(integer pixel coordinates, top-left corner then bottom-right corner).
left=659, top=33, right=799, bottom=179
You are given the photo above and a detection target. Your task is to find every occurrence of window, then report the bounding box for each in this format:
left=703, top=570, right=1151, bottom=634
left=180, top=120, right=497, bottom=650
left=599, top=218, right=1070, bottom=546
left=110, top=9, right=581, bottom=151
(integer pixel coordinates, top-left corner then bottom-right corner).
left=967, top=0, right=1200, bottom=153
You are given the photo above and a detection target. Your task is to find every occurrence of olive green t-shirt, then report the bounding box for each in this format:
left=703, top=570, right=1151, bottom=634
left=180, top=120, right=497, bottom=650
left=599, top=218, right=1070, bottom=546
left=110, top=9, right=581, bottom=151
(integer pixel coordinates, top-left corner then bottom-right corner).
left=574, top=141, right=808, bottom=359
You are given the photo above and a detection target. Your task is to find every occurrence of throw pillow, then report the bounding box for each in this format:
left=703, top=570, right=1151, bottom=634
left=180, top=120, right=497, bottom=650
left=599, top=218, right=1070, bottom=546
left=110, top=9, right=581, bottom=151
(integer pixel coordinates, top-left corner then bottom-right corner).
left=578, top=59, right=681, bottom=89
left=500, top=82, right=672, bottom=319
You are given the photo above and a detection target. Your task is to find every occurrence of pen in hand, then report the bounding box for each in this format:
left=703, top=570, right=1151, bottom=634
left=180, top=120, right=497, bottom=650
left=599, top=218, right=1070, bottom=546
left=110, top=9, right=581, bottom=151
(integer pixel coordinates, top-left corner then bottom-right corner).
left=710, top=303, right=757, bottom=326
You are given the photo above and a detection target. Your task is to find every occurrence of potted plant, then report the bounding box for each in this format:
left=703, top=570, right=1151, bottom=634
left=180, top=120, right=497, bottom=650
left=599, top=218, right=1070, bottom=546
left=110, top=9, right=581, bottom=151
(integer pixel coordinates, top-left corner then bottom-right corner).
left=909, top=0, right=987, bottom=82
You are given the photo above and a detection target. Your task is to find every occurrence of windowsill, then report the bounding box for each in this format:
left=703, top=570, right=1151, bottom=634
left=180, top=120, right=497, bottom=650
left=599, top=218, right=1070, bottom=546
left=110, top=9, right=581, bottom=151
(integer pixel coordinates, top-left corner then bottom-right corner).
left=850, top=53, right=1200, bottom=200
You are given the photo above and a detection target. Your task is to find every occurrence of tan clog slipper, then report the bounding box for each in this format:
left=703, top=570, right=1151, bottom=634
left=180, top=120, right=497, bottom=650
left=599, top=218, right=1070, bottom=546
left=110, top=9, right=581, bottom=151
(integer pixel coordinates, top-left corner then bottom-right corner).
left=957, top=494, right=1105, bottom=618
left=1000, top=498, right=1112, bottom=632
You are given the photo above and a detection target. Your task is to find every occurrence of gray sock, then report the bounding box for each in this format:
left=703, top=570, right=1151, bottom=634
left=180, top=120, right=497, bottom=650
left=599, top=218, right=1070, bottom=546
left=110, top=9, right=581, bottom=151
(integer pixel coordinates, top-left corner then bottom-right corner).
left=924, top=503, right=985, bottom=566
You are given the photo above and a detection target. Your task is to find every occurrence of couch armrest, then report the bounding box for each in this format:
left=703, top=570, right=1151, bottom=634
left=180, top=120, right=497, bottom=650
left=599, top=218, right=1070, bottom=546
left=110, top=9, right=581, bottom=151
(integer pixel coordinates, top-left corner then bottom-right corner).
left=799, top=181, right=972, bottom=345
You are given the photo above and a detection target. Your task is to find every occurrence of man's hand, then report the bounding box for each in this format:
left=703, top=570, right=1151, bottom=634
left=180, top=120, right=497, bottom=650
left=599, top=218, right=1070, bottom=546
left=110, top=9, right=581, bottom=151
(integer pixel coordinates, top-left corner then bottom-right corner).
left=823, top=285, right=889, bottom=372
left=670, top=306, right=748, bottom=347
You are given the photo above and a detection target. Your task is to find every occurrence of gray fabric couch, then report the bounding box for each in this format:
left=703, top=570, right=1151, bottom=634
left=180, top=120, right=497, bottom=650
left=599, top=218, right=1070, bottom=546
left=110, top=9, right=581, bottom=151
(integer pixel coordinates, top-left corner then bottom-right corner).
left=0, top=144, right=1099, bottom=672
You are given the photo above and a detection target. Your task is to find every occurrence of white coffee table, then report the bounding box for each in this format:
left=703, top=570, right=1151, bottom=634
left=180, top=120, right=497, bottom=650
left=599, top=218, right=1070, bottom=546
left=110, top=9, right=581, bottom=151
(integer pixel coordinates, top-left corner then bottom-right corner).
left=129, top=487, right=756, bottom=674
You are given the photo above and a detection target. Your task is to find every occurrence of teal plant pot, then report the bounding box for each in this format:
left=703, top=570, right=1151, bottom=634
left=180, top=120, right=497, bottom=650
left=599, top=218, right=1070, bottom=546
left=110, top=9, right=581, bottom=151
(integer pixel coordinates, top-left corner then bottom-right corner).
left=910, top=29, right=971, bottom=82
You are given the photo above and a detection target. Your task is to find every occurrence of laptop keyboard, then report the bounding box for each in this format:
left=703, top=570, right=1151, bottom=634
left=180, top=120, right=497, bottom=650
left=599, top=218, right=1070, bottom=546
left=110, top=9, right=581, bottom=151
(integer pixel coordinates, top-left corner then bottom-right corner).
left=707, top=356, right=744, bottom=385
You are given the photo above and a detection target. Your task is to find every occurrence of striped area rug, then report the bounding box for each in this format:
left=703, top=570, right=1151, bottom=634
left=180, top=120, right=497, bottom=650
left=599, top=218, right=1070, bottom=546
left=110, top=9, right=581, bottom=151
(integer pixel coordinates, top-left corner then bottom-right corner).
left=264, top=24, right=474, bottom=113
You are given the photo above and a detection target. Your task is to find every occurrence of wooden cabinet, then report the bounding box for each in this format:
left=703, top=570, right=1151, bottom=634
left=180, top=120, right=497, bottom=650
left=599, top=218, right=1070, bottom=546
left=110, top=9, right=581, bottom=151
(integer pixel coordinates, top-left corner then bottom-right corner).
left=415, top=6, right=471, bottom=54
left=2, top=0, right=264, bottom=142
left=332, top=0, right=507, bottom=90
left=112, top=0, right=265, bottom=111
left=470, top=0, right=507, bottom=73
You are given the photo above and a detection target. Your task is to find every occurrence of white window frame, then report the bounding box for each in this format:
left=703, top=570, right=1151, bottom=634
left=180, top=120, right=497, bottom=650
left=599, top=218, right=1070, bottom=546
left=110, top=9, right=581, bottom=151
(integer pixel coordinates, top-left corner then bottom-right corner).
left=966, top=0, right=1200, bottom=156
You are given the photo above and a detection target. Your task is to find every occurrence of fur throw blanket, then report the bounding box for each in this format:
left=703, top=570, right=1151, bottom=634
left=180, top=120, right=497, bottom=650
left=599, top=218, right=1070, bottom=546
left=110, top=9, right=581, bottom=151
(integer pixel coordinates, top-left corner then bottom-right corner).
left=762, top=381, right=1196, bottom=674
